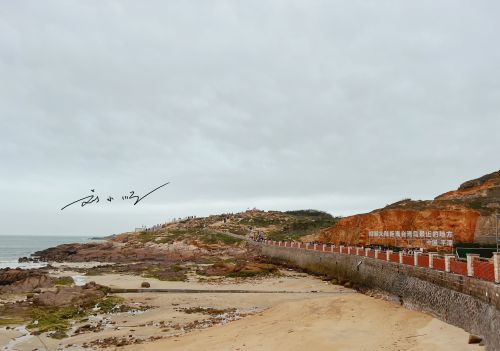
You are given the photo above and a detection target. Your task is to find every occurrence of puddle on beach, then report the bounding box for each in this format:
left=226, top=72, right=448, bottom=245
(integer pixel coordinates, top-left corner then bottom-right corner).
left=72, top=275, right=86, bottom=286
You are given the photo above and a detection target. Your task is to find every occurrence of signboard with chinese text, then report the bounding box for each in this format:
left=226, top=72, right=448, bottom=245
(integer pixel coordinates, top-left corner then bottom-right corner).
left=368, top=230, right=454, bottom=247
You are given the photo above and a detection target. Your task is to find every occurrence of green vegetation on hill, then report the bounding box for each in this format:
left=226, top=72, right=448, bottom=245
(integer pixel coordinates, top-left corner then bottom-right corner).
left=138, top=228, right=242, bottom=245
left=200, top=232, right=242, bottom=245
left=260, top=210, right=340, bottom=241
left=133, top=209, right=339, bottom=246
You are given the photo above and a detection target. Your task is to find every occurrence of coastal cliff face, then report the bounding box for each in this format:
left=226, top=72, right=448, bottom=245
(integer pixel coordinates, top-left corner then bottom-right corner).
left=318, top=170, right=500, bottom=246
left=318, top=207, right=480, bottom=245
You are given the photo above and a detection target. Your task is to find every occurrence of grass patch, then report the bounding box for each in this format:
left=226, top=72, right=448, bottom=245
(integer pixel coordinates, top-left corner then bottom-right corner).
left=55, top=276, right=74, bottom=286
left=157, top=228, right=189, bottom=243
left=95, top=296, right=126, bottom=313
left=200, top=232, right=242, bottom=245
left=28, top=305, right=86, bottom=337
left=144, top=227, right=238, bottom=245
left=239, top=216, right=282, bottom=227
left=27, top=296, right=141, bottom=338
left=137, top=231, right=159, bottom=243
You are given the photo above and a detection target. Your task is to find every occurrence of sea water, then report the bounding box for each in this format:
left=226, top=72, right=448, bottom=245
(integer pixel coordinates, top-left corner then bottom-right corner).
left=0, top=235, right=92, bottom=269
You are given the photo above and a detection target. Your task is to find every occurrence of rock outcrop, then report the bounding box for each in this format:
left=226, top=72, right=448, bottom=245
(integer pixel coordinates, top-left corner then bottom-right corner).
left=318, top=170, right=500, bottom=246
left=436, top=170, right=500, bottom=204
left=0, top=268, right=55, bottom=294
left=32, top=242, right=180, bottom=263
left=0, top=268, right=33, bottom=286
left=33, top=282, right=106, bottom=307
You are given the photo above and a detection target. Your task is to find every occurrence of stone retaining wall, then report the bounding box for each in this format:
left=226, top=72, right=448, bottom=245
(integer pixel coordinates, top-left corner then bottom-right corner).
left=260, top=244, right=500, bottom=350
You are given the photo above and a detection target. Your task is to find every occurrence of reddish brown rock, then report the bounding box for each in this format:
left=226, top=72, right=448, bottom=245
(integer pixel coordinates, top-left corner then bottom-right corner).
left=0, top=268, right=55, bottom=293
left=33, top=282, right=106, bottom=307
left=32, top=241, right=177, bottom=263
left=436, top=170, right=500, bottom=202
left=318, top=170, right=499, bottom=246
left=0, top=268, right=32, bottom=285
left=1, top=275, right=55, bottom=294
left=318, top=206, right=480, bottom=246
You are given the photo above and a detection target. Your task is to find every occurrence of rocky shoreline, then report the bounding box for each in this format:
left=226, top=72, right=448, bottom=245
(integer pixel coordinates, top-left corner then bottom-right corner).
left=0, top=228, right=284, bottom=350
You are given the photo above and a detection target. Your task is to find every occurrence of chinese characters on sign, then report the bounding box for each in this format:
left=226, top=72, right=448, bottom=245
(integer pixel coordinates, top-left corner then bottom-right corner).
left=367, top=230, right=454, bottom=247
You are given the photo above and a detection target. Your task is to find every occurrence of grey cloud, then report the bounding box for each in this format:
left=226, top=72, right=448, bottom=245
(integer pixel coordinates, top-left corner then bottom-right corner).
left=1, top=1, right=499, bottom=235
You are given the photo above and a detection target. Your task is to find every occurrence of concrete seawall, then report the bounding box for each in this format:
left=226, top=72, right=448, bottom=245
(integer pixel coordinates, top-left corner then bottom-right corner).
left=260, top=244, right=500, bottom=350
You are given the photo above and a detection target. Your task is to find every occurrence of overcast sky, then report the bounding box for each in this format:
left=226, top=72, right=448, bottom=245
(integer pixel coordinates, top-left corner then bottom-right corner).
left=1, top=1, right=499, bottom=236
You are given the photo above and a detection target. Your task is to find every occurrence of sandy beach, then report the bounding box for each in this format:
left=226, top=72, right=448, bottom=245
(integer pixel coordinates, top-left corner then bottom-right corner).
left=122, top=294, right=479, bottom=351
left=1, top=266, right=482, bottom=351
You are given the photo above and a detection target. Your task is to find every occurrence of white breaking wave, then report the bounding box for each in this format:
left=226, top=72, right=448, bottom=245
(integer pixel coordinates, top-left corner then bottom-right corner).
left=0, top=260, right=48, bottom=270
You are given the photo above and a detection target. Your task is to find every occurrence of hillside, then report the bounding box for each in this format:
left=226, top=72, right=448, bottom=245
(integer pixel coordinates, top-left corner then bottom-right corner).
left=30, top=209, right=338, bottom=288
left=116, top=208, right=339, bottom=245
left=33, top=209, right=339, bottom=264
left=318, top=170, right=500, bottom=247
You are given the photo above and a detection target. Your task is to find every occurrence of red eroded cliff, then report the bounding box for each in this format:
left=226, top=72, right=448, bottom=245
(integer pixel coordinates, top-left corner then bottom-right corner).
left=317, top=170, right=499, bottom=247
left=318, top=207, right=480, bottom=246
